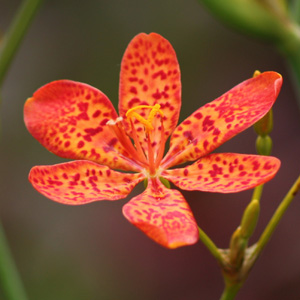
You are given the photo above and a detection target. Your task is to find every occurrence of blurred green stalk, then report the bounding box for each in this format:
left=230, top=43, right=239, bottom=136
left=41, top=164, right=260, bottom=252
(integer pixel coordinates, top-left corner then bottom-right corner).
left=0, top=222, right=28, bottom=300
left=0, top=0, right=43, bottom=87
left=250, top=174, right=300, bottom=262
left=0, top=0, right=43, bottom=299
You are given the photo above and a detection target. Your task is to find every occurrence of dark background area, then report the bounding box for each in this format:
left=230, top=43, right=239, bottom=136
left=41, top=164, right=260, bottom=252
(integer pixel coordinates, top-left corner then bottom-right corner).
left=1, top=1, right=300, bottom=299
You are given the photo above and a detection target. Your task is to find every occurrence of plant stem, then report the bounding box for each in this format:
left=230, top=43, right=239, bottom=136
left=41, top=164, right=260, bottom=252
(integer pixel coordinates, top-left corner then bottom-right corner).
left=0, top=1, right=43, bottom=299
left=198, top=226, right=224, bottom=264
left=0, top=222, right=28, bottom=300
left=251, top=184, right=264, bottom=202
left=0, top=0, right=43, bottom=87
left=250, top=174, right=300, bottom=261
left=285, top=47, right=300, bottom=105
left=220, top=280, right=242, bottom=300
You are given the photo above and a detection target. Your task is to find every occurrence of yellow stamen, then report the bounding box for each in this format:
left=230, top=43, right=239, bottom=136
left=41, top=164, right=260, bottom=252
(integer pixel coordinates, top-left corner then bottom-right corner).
left=253, top=70, right=261, bottom=78
left=126, top=104, right=163, bottom=132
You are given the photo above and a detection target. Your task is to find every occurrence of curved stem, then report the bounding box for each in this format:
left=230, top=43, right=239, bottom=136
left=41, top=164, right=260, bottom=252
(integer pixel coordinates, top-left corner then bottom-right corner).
left=198, top=226, right=224, bottom=264
left=250, top=174, right=300, bottom=261
left=0, top=222, right=28, bottom=300
left=0, top=0, right=43, bottom=87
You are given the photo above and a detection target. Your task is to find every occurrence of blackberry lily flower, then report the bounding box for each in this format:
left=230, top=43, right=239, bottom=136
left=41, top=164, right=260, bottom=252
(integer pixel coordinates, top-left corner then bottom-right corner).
left=24, top=33, right=282, bottom=249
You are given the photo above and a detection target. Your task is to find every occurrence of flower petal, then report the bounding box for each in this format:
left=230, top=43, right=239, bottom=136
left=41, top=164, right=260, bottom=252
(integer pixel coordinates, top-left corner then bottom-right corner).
left=24, top=80, right=141, bottom=172
left=122, top=178, right=198, bottom=248
left=162, top=71, right=282, bottom=168
left=29, top=160, right=144, bottom=204
left=163, top=153, right=280, bottom=193
left=119, top=33, right=181, bottom=158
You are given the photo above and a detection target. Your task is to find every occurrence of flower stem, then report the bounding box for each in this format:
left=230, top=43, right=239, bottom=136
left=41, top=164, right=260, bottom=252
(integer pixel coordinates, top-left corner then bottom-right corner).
left=250, top=174, right=300, bottom=260
left=251, top=184, right=264, bottom=202
left=198, top=226, right=224, bottom=264
left=0, top=221, right=28, bottom=300
left=0, top=0, right=43, bottom=87
left=220, top=280, right=242, bottom=300
left=0, top=1, right=42, bottom=299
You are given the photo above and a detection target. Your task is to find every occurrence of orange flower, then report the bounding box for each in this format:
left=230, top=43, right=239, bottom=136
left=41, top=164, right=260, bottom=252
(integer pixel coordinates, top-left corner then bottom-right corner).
left=24, top=33, right=282, bottom=248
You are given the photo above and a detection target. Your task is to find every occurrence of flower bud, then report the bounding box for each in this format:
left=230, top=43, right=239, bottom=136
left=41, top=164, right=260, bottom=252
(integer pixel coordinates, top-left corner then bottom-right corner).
left=254, top=109, right=273, bottom=136
left=229, top=227, right=247, bottom=267
left=240, top=200, right=260, bottom=239
left=256, top=135, right=273, bottom=156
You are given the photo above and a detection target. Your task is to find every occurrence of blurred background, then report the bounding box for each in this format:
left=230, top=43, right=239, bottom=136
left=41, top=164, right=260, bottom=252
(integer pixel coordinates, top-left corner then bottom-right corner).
left=1, top=0, right=300, bottom=299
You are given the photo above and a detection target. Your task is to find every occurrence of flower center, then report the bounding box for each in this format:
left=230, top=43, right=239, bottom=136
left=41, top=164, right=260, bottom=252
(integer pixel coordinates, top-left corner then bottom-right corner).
left=106, top=104, right=165, bottom=175
left=125, top=104, right=165, bottom=176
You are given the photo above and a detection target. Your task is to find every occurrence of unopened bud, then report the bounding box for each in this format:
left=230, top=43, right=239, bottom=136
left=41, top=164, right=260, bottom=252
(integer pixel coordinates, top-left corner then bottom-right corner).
left=254, top=109, right=273, bottom=136
left=229, top=227, right=246, bottom=267
left=240, top=200, right=260, bottom=239
left=256, top=135, right=273, bottom=155
left=253, top=70, right=261, bottom=77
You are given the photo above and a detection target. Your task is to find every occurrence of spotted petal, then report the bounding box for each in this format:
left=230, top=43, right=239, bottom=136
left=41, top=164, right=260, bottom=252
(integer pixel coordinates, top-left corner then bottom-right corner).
left=122, top=178, right=198, bottom=248
left=119, top=33, right=181, bottom=158
left=161, top=72, right=282, bottom=168
left=163, top=153, right=280, bottom=193
left=24, top=80, right=141, bottom=172
left=29, top=160, right=144, bottom=204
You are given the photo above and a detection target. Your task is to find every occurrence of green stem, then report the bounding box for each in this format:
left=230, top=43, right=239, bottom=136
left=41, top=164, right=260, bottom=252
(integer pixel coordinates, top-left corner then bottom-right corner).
left=220, top=280, right=242, bottom=300
left=198, top=226, right=224, bottom=264
left=284, top=47, right=300, bottom=105
left=0, top=1, right=43, bottom=299
left=251, top=184, right=264, bottom=202
left=0, top=0, right=43, bottom=87
left=289, top=0, right=300, bottom=23
left=0, top=222, right=28, bottom=300
left=250, top=174, right=300, bottom=261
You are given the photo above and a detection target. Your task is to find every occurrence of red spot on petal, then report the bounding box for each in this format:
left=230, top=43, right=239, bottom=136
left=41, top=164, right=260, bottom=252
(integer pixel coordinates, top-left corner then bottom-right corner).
left=203, top=140, right=209, bottom=149
left=100, top=118, right=109, bottom=126
left=183, top=131, right=193, bottom=141
left=194, top=112, right=203, bottom=120
left=263, top=162, right=272, bottom=170
left=183, top=120, right=191, bottom=125
left=108, top=138, right=118, bottom=147
left=152, top=90, right=162, bottom=100
left=92, top=110, right=101, bottom=118
left=213, top=128, right=221, bottom=135
left=129, top=77, right=138, bottom=82
left=77, top=102, right=88, bottom=112
left=130, top=86, right=137, bottom=94
left=128, top=98, right=140, bottom=108
left=152, top=70, right=167, bottom=80
left=74, top=173, right=80, bottom=181
left=77, top=141, right=85, bottom=148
